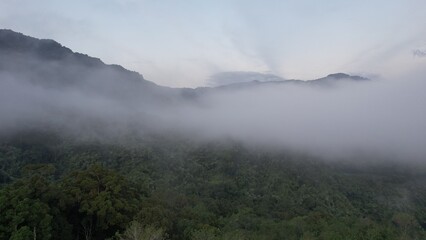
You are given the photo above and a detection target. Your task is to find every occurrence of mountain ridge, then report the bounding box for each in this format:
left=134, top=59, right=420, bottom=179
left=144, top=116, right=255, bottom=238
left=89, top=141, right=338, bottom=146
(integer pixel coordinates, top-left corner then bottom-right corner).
left=0, top=29, right=369, bottom=99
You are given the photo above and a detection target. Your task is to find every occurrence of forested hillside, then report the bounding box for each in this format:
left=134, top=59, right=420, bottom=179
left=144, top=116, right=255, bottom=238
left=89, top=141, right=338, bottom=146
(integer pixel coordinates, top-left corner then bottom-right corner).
left=1, top=29, right=426, bottom=240
left=1, top=131, right=425, bottom=240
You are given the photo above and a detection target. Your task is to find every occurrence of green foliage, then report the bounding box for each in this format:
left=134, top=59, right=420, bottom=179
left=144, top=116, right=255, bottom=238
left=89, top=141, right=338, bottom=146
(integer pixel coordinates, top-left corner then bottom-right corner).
left=9, top=226, right=33, bottom=240
left=60, top=164, right=141, bottom=239
left=115, top=221, right=168, bottom=240
left=0, top=164, right=59, bottom=240
left=0, top=133, right=426, bottom=239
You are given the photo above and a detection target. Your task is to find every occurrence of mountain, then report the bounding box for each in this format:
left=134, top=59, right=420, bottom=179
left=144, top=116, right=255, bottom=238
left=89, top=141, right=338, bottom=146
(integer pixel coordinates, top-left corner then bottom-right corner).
left=208, top=71, right=285, bottom=86
left=201, top=72, right=368, bottom=92
left=0, top=29, right=368, bottom=102
left=2, top=30, right=426, bottom=240
left=0, top=29, right=191, bottom=105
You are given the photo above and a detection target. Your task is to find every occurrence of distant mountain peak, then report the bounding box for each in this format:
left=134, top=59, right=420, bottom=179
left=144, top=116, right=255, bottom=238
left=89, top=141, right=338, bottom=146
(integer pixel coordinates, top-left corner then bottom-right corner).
left=324, top=73, right=367, bottom=81
left=201, top=72, right=370, bottom=92
left=208, top=71, right=285, bottom=87
left=327, top=73, right=350, bottom=78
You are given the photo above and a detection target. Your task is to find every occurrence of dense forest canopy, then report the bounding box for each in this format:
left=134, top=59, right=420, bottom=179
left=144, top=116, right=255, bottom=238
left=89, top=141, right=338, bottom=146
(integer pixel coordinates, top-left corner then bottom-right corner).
left=1, top=131, right=426, bottom=239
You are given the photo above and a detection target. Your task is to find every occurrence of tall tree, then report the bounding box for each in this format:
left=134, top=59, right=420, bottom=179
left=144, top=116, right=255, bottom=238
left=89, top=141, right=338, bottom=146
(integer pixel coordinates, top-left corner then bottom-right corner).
left=60, top=164, right=140, bottom=240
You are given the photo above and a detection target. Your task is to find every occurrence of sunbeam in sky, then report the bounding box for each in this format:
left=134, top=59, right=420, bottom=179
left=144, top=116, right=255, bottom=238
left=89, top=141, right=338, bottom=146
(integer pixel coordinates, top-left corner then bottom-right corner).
left=1, top=0, right=426, bottom=87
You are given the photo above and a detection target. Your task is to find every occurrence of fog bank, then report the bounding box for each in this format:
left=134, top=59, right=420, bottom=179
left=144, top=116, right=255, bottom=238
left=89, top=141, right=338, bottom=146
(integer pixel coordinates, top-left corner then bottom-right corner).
left=172, top=77, right=426, bottom=161
left=1, top=64, right=425, bottom=162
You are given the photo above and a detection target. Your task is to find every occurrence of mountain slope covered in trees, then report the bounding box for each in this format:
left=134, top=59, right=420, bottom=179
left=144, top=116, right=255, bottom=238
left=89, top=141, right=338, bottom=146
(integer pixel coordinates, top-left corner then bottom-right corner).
left=0, top=30, right=425, bottom=240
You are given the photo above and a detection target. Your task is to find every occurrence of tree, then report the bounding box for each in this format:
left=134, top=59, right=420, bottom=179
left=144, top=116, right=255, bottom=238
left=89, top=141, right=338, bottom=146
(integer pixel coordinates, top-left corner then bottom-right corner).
left=116, top=221, right=168, bottom=240
left=0, top=164, right=58, bottom=240
left=61, top=164, right=141, bottom=240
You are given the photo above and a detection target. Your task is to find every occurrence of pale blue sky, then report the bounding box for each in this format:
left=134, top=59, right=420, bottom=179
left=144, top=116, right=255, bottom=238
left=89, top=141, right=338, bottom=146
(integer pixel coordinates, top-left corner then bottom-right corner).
left=1, top=0, right=425, bottom=87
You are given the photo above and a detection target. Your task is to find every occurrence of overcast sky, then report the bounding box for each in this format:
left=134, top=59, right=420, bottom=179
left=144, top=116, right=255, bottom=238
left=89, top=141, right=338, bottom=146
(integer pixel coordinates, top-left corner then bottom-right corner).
left=1, top=0, right=426, bottom=87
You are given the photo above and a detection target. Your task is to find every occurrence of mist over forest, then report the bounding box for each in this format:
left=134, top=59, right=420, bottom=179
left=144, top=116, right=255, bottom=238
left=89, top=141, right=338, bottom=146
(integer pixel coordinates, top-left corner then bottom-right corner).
left=1, top=29, right=425, bottom=162
left=1, top=28, right=426, bottom=240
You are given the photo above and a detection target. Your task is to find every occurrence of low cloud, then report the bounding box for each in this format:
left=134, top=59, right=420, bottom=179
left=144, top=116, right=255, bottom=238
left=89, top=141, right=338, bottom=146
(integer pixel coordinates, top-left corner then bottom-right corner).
left=170, top=77, right=426, bottom=161
left=1, top=47, right=426, bottom=163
